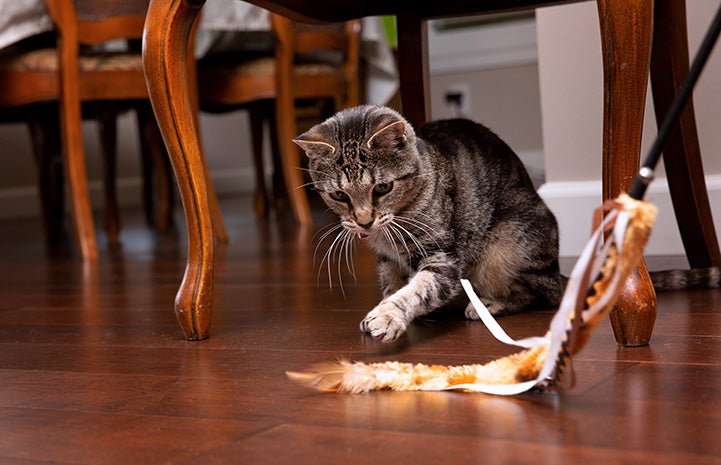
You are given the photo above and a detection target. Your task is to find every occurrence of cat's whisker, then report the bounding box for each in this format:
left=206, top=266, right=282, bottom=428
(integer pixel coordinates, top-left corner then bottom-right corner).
left=317, top=226, right=347, bottom=290
left=314, top=224, right=357, bottom=296
left=394, top=215, right=444, bottom=249
left=312, top=221, right=340, bottom=240
left=387, top=224, right=413, bottom=263
left=295, top=180, right=325, bottom=192
left=313, top=223, right=344, bottom=267
left=380, top=226, right=402, bottom=264
left=335, top=230, right=350, bottom=298
left=342, top=231, right=357, bottom=282
left=392, top=221, right=428, bottom=259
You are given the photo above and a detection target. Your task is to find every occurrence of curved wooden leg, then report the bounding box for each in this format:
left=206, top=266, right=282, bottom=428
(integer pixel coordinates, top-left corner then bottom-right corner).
left=143, top=0, right=213, bottom=340
left=598, top=0, right=657, bottom=346
left=650, top=0, right=721, bottom=267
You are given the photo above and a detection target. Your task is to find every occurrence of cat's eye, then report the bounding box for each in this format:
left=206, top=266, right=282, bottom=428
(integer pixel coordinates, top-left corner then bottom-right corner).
left=328, top=191, right=349, bottom=202
left=374, top=182, right=394, bottom=195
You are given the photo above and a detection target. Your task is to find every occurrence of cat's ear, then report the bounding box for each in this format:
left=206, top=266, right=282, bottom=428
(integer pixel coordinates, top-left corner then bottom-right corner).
left=367, top=120, right=407, bottom=150
left=293, top=133, right=336, bottom=160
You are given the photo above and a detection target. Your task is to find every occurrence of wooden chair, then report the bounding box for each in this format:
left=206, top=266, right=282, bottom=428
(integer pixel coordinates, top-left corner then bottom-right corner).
left=143, top=0, right=719, bottom=343
left=0, top=32, right=64, bottom=245
left=197, top=14, right=361, bottom=223
left=0, top=0, right=201, bottom=258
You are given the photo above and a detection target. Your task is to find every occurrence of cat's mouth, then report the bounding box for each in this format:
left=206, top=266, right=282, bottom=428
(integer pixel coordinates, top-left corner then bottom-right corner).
left=358, top=233, right=369, bottom=239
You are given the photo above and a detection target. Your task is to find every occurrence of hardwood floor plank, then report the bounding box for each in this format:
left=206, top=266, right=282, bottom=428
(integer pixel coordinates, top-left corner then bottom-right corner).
left=186, top=423, right=721, bottom=465
left=0, top=407, right=265, bottom=465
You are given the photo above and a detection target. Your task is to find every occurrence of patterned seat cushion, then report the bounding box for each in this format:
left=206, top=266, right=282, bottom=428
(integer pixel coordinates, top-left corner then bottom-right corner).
left=0, top=48, right=142, bottom=72
left=203, top=56, right=337, bottom=77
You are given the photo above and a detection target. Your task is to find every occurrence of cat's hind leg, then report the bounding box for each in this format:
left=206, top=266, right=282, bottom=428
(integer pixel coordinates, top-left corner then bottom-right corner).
left=464, top=231, right=561, bottom=318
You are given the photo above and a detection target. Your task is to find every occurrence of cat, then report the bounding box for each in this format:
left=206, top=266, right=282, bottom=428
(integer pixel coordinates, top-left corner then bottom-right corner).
left=294, top=104, right=564, bottom=342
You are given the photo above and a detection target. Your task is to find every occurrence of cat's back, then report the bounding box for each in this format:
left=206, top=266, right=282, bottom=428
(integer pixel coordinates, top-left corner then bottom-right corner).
left=417, top=118, right=531, bottom=192
left=417, top=118, right=512, bottom=158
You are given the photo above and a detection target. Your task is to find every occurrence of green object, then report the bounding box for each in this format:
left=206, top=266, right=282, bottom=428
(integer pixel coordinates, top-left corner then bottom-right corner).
left=381, top=16, right=397, bottom=49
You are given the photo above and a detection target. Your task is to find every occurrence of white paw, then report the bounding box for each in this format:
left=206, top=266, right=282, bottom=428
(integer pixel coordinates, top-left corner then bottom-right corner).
left=464, top=302, right=481, bottom=320
left=360, top=301, right=408, bottom=342
left=464, top=298, right=504, bottom=320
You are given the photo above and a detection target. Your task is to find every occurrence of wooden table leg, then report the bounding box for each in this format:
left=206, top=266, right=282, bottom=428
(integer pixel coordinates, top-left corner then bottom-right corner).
left=597, top=0, right=657, bottom=346
left=143, top=0, right=213, bottom=340
left=396, top=13, right=430, bottom=128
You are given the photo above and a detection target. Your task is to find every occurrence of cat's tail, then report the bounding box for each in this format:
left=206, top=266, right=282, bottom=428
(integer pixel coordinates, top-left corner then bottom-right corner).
left=286, top=345, right=548, bottom=394
left=649, top=267, right=721, bottom=291
left=560, top=267, right=721, bottom=293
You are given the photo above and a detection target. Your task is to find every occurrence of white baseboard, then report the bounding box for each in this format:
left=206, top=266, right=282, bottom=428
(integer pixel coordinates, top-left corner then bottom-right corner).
left=539, top=175, right=721, bottom=257
left=0, top=167, right=255, bottom=221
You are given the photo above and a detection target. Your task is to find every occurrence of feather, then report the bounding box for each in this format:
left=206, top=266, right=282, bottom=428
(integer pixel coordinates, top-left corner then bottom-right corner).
left=287, top=346, right=548, bottom=394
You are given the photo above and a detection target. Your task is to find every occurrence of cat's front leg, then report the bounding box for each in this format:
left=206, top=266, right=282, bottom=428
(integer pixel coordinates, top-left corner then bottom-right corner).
left=377, top=257, right=409, bottom=298
left=361, top=258, right=460, bottom=342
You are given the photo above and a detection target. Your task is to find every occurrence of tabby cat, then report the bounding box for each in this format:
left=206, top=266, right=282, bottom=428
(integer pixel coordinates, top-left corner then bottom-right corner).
left=294, top=105, right=563, bottom=342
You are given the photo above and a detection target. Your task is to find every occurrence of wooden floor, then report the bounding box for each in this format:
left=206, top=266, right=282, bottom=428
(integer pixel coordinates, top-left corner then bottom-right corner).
left=1, top=195, right=721, bottom=465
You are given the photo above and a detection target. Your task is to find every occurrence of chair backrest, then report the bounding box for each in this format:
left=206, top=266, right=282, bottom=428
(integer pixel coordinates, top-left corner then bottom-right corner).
left=271, top=13, right=361, bottom=107
left=46, top=0, right=148, bottom=45
left=0, top=0, right=150, bottom=107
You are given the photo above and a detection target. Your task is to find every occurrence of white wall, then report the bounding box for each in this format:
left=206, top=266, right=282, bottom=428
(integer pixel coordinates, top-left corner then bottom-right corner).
left=537, top=0, right=721, bottom=257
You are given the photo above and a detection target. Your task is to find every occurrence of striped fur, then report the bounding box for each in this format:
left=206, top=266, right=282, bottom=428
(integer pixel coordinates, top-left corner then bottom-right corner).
left=650, top=267, right=721, bottom=291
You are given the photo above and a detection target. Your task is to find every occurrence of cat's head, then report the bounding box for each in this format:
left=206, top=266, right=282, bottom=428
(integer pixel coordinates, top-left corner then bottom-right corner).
left=294, top=105, right=424, bottom=236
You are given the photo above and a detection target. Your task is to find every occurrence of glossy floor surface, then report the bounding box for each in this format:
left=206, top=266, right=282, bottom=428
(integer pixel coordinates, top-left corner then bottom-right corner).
left=1, top=197, right=720, bottom=464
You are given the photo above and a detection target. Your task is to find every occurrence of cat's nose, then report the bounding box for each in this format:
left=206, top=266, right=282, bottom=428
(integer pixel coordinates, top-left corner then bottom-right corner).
left=358, top=219, right=374, bottom=230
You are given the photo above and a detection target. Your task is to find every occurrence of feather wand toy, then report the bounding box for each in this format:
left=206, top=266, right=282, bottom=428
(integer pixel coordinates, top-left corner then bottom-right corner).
left=288, top=4, right=721, bottom=395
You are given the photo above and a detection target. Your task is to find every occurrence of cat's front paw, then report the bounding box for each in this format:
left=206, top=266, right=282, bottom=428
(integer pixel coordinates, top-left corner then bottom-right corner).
left=360, top=302, right=408, bottom=342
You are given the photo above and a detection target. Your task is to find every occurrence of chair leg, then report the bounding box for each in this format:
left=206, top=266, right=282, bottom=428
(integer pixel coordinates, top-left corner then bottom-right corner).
left=597, top=0, right=657, bottom=346
left=650, top=0, right=721, bottom=267
left=274, top=43, right=312, bottom=225
left=98, top=110, right=121, bottom=244
left=396, top=13, right=430, bottom=127
left=57, top=80, right=98, bottom=260
left=248, top=102, right=269, bottom=217
left=28, top=114, right=65, bottom=244
left=266, top=104, right=289, bottom=213
left=144, top=0, right=213, bottom=340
